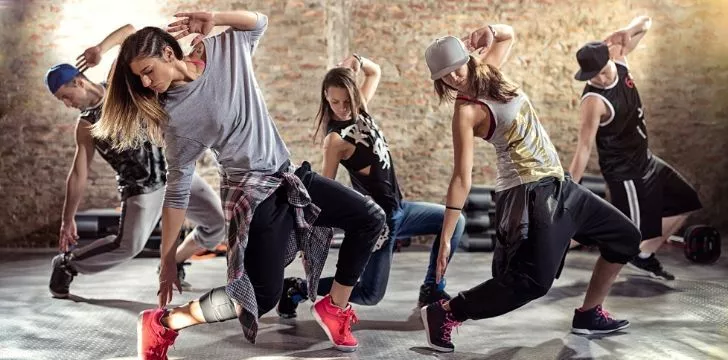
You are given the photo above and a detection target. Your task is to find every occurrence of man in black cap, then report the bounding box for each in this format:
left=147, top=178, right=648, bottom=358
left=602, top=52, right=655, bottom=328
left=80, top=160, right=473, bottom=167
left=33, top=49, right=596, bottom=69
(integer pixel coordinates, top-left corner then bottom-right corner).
left=569, top=15, right=702, bottom=280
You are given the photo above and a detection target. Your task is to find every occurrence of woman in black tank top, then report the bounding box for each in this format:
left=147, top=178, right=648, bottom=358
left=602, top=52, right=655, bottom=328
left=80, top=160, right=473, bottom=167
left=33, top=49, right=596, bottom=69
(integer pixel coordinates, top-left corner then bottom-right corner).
left=279, top=54, right=465, bottom=311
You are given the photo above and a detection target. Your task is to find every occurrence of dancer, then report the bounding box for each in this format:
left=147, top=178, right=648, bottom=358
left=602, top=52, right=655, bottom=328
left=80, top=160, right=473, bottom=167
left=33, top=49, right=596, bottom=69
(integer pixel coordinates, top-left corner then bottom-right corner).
left=277, top=54, right=465, bottom=318
left=420, top=23, right=641, bottom=352
left=92, top=10, right=385, bottom=358
left=46, top=24, right=225, bottom=299
left=570, top=15, right=702, bottom=280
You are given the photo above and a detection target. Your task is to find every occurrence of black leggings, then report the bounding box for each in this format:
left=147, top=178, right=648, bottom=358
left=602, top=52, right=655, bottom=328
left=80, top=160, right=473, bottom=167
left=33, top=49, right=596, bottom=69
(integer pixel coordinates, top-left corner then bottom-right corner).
left=298, top=164, right=385, bottom=286
left=200, top=163, right=385, bottom=320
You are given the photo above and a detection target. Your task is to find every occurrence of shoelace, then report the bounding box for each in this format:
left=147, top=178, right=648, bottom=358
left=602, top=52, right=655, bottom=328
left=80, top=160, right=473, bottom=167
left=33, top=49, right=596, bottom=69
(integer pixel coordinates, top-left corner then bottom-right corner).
left=441, top=312, right=461, bottom=343
left=596, top=306, right=614, bottom=321
left=337, top=308, right=359, bottom=336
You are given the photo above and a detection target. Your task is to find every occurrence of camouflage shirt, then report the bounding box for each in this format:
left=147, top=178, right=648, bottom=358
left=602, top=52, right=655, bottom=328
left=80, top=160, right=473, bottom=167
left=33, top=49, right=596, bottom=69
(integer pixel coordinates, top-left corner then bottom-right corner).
left=79, top=86, right=166, bottom=200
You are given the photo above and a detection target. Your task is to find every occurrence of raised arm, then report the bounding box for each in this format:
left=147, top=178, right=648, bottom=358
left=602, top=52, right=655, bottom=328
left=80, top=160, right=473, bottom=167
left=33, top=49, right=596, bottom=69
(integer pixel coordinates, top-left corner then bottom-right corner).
left=76, top=24, right=136, bottom=72
left=212, top=11, right=262, bottom=31
left=604, top=15, right=652, bottom=60
left=168, top=10, right=267, bottom=46
left=338, top=54, right=382, bottom=105
left=58, top=120, right=96, bottom=252
left=568, top=96, right=609, bottom=183
left=463, top=24, right=515, bottom=68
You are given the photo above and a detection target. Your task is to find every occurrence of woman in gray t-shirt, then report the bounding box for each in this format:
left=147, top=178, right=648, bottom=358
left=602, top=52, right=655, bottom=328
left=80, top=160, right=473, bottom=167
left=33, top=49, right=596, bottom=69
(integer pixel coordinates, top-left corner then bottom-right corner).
left=93, top=9, right=385, bottom=358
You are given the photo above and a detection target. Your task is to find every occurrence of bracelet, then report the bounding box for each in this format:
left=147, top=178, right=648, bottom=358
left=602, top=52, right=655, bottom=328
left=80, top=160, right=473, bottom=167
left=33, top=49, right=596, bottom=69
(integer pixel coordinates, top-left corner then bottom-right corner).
left=353, top=53, right=364, bottom=68
left=445, top=205, right=463, bottom=211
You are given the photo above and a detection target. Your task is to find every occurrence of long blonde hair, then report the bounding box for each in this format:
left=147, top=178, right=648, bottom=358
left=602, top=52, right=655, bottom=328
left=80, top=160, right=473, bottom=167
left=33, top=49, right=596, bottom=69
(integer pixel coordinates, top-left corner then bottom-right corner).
left=92, top=27, right=184, bottom=150
left=313, top=67, right=366, bottom=143
left=434, top=55, right=519, bottom=103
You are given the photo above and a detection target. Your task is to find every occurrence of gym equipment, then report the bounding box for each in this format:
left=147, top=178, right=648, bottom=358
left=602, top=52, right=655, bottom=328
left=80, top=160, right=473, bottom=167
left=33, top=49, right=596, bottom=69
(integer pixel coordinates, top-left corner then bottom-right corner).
left=464, top=186, right=496, bottom=211
left=75, top=208, right=125, bottom=241
left=464, top=209, right=496, bottom=233
left=330, top=229, right=345, bottom=248
left=459, top=229, right=496, bottom=252
left=74, top=208, right=188, bottom=254
left=669, top=225, right=721, bottom=264
left=460, top=186, right=497, bottom=252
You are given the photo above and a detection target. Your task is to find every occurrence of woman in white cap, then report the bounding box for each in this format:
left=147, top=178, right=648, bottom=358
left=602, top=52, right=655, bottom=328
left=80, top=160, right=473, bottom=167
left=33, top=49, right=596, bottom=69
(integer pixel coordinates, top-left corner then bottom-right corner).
left=420, top=24, right=641, bottom=352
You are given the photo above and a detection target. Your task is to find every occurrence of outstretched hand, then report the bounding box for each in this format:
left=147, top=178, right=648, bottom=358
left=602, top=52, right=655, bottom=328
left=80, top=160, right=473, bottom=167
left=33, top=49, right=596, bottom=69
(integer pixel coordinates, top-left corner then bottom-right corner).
left=435, top=241, right=451, bottom=284
left=167, top=12, right=216, bottom=47
left=58, top=220, right=79, bottom=253
left=76, top=45, right=102, bottom=73
left=158, top=256, right=182, bottom=308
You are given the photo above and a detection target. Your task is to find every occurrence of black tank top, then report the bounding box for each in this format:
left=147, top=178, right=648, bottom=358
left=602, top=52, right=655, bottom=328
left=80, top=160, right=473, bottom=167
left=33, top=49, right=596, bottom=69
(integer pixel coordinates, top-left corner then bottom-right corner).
left=582, top=61, right=655, bottom=181
left=327, top=111, right=402, bottom=216
left=80, top=83, right=167, bottom=200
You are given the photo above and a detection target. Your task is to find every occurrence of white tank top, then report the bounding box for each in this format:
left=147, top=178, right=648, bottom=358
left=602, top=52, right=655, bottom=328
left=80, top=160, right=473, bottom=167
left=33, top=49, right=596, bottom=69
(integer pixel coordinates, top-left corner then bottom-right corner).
left=460, top=90, right=564, bottom=191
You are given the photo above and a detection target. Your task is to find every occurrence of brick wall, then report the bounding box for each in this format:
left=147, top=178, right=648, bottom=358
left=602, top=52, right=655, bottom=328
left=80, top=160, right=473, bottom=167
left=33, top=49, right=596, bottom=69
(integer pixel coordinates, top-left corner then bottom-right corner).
left=1, top=0, right=726, bottom=247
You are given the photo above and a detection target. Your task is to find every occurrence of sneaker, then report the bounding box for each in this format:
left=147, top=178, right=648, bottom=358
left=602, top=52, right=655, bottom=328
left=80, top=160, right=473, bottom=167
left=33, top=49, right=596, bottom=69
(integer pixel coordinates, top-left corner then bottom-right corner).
left=157, top=262, right=192, bottom=290
left=277, top=277, right=308, bottom=319
left=571, top=305, right=630, bottom=335
left=137, top=309, right=179, bottom=360
left=50, top=253, right=77, bottom=298
left=176, top=262, right=192, bottom=290
left=311, top=294, right=359, bottom=352
left=628, top=254, right=675, bottom=280
left=421, top=299, right=460, bottom=353
left=418, top=283, right=451, bottom=307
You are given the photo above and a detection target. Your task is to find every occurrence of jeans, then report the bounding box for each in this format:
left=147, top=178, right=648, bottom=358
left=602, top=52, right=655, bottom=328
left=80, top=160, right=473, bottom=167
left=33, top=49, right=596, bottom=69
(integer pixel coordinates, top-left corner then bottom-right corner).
left=318, top=200, right=465, bottom=305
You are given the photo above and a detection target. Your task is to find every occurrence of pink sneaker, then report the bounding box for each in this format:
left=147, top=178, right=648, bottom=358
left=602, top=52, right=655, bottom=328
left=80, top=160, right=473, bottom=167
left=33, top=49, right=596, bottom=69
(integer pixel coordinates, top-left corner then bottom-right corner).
left=137, top=309, right=179, bottom=360
left=311, top=295, right=359, bottom=351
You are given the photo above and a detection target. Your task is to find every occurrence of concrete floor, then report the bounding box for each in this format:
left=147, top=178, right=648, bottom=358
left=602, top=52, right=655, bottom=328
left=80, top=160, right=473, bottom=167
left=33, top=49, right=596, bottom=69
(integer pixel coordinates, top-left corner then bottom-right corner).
left=1, top=245, right=727, bottom=360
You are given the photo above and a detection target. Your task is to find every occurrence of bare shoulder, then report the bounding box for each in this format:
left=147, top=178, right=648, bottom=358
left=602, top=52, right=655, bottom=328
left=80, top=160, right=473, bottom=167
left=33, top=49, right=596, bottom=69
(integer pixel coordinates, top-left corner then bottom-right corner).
left=454, top=97, right=490, bottom=127
left=323, top=132, right=347, bottom=150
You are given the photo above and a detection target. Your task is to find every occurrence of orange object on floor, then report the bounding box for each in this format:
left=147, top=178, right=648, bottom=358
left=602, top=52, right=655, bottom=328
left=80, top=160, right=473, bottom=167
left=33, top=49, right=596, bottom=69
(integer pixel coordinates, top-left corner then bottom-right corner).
left=190, top=243, right=228, bottom=260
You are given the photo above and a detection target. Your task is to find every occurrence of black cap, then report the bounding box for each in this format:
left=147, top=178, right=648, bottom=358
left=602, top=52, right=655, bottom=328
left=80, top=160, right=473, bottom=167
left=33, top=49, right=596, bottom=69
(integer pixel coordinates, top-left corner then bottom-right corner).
left=574, top=41, right=610, bottom=81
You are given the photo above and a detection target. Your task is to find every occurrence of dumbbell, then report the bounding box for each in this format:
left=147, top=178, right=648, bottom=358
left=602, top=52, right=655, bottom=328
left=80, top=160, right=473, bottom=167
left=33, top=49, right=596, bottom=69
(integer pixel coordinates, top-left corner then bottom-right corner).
left=668, top=225, right=721, bottom=264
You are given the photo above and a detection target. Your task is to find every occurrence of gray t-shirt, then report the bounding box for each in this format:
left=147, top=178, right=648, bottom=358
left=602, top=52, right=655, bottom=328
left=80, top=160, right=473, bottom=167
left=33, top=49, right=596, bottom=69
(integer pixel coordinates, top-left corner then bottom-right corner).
left=162, top=13, right=290, bottom=209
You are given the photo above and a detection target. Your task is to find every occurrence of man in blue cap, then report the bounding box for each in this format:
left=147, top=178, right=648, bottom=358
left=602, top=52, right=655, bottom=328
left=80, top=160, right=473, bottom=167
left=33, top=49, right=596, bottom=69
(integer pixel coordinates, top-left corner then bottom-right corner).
left=569, top=15, right=702, bottom=280
left=46, top=24, right=225, bottom=299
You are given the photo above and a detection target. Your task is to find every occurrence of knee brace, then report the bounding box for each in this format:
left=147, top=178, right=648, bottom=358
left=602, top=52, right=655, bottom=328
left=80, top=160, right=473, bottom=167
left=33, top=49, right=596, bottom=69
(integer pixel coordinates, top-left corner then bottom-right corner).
left=199, top=286, right=238, bottom=323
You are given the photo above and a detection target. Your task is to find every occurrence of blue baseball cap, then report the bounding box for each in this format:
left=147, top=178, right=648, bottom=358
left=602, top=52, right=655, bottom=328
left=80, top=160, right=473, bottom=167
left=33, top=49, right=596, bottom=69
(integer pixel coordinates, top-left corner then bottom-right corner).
left=45, top=63, right=80, bottom=94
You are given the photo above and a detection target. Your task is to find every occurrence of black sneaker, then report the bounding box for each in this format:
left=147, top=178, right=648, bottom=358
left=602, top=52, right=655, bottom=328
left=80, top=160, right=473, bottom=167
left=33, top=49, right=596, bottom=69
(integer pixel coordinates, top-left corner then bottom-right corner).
left=628, top=254, right=675, bottom=280
left=277, top=277, right=308, bottom=319
left=421, top=299, right=460, bottom=352
left=571, top=305, right=630, bottom=335
left=157, top=262, right=192, bottom=290
left=177, top=262, right=192, bottom=290
left=418, top=283, right=451, bottom=307
left=50, top=253, right=77, bottom=298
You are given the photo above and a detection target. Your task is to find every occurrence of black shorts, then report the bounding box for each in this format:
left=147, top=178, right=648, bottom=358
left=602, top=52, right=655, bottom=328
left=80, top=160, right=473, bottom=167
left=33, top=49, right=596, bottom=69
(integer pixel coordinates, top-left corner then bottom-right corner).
left=607, top=156, right=703, bottom=240
left=492, top=176, right=640, bottom=288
